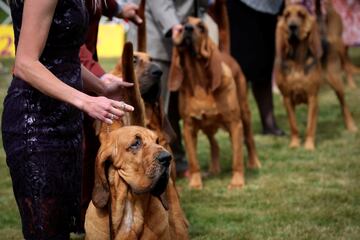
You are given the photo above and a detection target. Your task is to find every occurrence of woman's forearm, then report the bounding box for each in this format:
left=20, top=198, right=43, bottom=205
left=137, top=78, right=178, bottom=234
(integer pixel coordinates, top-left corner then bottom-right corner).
left=81, top=64, right=105, bottom=95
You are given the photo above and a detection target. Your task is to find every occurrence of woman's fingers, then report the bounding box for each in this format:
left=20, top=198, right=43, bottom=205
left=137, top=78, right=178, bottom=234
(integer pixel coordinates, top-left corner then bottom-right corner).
left=118, top=81, right=134, bottom=87
left=112, top=101, right=134, bottom=112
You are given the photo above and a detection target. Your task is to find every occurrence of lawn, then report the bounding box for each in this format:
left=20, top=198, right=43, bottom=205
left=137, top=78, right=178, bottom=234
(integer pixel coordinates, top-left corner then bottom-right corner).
left=1, top=48, right=360, bottom=239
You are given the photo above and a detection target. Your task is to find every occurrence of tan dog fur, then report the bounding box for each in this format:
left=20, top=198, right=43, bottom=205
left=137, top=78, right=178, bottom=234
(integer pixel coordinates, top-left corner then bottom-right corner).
left=274, top=3, right=357, bottom=150
left=169, top=17, right=261, bottom=190
left=85, top=42, right=188, bottom=240
left=318, top=0, right=360, bottom=89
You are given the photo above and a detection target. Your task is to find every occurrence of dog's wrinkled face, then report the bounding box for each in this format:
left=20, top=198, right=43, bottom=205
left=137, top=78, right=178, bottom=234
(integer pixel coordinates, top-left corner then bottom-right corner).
left=112, top=52, right=162, bottom=101
left=283, top=4, right=313, bottom=42
left=108, top=126, right=171, bottom=195
left=173, top=16, right=208, bottom=55
left=133, top=52, right=162, bottom=97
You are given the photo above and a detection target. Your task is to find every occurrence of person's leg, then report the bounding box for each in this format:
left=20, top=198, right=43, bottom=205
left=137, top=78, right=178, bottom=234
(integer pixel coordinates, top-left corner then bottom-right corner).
left=251, top=78, right=284, bottom=135
left=168, top=91, right=188, bottom=176
left=254, top=11, right=284, bottom=136
left=227, top=0, right=283, bottom=135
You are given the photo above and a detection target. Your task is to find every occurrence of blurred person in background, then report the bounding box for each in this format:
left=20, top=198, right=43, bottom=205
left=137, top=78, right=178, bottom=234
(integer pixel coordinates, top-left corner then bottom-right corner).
left=227, top=0, right=285, bottom=136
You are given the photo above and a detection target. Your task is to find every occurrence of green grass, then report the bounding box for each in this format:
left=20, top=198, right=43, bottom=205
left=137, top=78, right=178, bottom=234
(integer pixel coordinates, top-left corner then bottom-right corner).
left=1, top=49, right=360, bottom=239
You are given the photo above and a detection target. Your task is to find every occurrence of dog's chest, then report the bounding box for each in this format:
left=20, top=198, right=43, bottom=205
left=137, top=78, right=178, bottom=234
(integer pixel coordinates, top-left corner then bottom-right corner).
left=281, top=65, right=321, bottom=103
left=181, top=86, right=219, bottom=120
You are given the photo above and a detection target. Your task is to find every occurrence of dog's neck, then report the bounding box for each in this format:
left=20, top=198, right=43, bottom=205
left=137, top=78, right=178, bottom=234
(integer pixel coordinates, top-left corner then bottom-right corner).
left=179, top=51, right=212, bottom=95
left=282, top=38, right=319, bottom=75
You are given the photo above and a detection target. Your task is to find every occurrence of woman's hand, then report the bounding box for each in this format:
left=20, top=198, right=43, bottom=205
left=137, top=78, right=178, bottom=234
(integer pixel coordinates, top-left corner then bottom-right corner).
left=119, top=3, right=142, bottom=25
left=100, top=73, right=134, bottom=100
left=82, top=96, right=134, bottom=124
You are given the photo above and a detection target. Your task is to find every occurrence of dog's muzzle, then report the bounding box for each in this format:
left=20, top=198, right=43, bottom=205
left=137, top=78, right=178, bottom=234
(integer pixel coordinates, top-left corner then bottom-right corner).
left=150, top=151, right=171, bottom=196
left=288, top=23, right=299, bottom=41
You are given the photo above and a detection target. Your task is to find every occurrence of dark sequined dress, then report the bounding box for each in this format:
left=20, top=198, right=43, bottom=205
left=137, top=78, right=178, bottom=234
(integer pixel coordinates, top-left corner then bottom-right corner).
left=1, top=0, right=88, bottom=238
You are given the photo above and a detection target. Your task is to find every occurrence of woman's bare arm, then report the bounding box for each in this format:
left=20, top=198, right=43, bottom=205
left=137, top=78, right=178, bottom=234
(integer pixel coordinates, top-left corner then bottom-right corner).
left=13, top=0, right=132, bottom=124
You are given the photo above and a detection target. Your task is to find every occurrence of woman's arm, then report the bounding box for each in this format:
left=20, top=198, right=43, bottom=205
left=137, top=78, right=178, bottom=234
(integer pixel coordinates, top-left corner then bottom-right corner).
left=14, top=0, right=132, bottom=124
left=81, top=65, right=133, bottom=98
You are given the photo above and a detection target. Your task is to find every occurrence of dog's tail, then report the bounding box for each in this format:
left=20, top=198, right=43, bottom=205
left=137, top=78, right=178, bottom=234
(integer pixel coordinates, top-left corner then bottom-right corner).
left=122, top=42, right=146, bottom=127
left=137, top=0, right=146, bottom=52
left=208, top=0, right=230, bottom=54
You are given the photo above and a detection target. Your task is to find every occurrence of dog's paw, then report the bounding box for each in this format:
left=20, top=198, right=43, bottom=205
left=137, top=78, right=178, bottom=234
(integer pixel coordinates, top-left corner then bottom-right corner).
left=248, top=157, right=261, bottom=169
left=228, top=172, right=245, bottom=190
left=189, top=172, right=203, bottom=190
left=304, top=140, right=315, bottom=151
left=289, top=138, right=300, bottom=148
left=347, top=122, right=358, bottom=133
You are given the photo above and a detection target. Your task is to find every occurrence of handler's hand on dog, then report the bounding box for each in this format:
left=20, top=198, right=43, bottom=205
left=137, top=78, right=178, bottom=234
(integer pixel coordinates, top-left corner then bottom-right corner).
left=83, top=96, right=134, bottom=124
left=101, top=73, right=134, bottom=100
left=120, top=3, right=142, bottom=25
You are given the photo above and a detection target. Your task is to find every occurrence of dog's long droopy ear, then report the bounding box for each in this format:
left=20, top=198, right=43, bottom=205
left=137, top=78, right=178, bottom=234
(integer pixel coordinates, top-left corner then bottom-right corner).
left=168, top=47, right=183, bottom=91
left=203, top=40, right=223, bottom=92
left=92, top=142, right=116, bottom=208
left=306, top=16, right=323, bottom=59
left=137, top=0, right=146, bottom=52
left=122, top=42, right=146, bottom=127
left=275, top=17, right=289, bottom=61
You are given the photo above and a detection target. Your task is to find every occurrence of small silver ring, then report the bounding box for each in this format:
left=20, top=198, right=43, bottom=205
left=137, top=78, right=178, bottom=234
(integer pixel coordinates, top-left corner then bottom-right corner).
left=109, top=113, right=114, bottom=120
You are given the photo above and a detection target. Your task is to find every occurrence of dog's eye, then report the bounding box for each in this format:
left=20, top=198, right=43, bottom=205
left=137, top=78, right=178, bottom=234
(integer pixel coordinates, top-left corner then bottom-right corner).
left=284, top=12, right=290, bottom=19
left=133, top=56, right=138, bottom=65
left=298, top=11, right=305, bottom=19
left=130, top=136, right=142, bottom=150
left=197, top=23, right=205, bottom=33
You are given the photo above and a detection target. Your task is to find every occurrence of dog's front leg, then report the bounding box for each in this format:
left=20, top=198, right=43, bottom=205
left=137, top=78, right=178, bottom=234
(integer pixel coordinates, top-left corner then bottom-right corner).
left=227, top=121, right=245, bottom=189
left=206, top=132, right=220, bottom=175
left=183, top=121, right=202, bottom=189
left=304, top=95, right=318, bottom=150
left=284, top=97, right=300, bottom=148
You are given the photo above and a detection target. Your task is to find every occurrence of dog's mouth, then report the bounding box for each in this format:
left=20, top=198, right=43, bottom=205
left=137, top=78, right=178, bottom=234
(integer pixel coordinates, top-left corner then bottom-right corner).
left=150, top=167, right=169, bottom=196
left=150, top=167, right=170, bottom=210
left=288, top=24, right=300, bottom=43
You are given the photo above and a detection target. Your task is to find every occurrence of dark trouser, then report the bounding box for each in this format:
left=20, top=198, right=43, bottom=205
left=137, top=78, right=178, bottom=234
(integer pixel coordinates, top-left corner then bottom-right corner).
left=227, top=0, right=283, bottom=134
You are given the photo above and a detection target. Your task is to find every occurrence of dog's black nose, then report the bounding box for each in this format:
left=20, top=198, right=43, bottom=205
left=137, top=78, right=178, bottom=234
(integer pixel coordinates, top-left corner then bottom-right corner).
left=289, top=24, right=298, bottom=32
left=151, top=69, right=163, bottom=78
left=156, top=151, right=172, bottom=167
left=184, top=24, right=194, bottom=32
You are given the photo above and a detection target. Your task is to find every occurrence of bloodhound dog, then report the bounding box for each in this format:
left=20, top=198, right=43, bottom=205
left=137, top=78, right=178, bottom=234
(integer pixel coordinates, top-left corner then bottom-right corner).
left=85, top=42, right=189, bottom=240
left=316, top=0, right=360, bottom=89
left=169, top=17, right=261, bottom=190
left=111, top=0, right=177, bottom=179
left=274, top=2, right=357, bottom=150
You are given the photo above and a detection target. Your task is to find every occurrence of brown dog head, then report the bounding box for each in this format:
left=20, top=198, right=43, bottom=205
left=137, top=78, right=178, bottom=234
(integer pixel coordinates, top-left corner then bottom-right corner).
left=169, top=16, right=222, bottom=92
left=111, top=48, right=176, bottom=151
left=92, top=126, right=172, bottom=209
left=276, top=4, right=322, bottom=59
left=132, top=52, right=177, bottom=146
